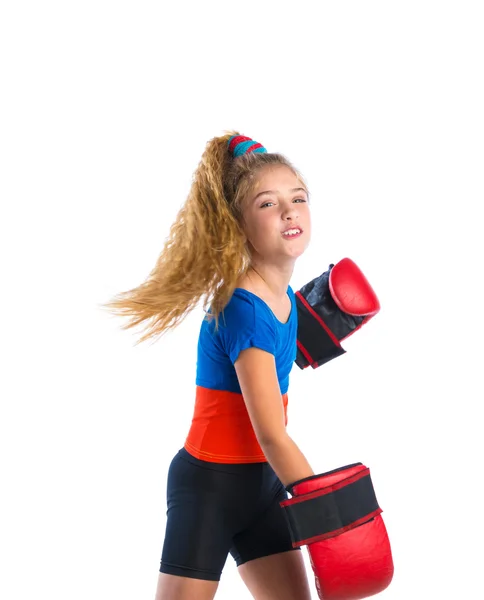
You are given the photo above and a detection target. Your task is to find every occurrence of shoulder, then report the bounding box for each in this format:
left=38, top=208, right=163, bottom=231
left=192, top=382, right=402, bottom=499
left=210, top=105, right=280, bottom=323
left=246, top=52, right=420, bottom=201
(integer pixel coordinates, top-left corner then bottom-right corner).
left=208, top=286, right=277, bottom=365
left=216, top=287, right=258, bottom=330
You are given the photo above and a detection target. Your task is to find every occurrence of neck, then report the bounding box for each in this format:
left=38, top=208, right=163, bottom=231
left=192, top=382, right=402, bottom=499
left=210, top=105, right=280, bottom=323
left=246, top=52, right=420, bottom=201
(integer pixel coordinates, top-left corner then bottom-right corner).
left=247, top=262, right=294, bottom=299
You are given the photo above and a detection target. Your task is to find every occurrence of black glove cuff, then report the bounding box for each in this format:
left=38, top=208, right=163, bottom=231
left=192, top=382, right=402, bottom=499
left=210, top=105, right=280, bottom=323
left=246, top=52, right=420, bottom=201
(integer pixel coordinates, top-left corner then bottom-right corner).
left=295, top=264, right=364, bottom=369
left=281, top=467, right=381, bottom=548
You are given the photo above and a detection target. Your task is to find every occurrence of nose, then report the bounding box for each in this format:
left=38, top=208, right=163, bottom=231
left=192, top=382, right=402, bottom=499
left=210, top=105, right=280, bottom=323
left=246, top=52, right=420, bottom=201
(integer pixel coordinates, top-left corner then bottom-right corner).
left=282, top=203, right=299, bottom=221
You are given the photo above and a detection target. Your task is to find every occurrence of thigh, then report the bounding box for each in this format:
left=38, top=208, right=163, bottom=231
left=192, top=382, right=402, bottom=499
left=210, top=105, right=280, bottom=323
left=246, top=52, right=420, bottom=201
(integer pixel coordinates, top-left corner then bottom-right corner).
left=160, top=498, right=232, bottom=581
left=238, top=550, right=311, bottom=600
left=230, top=483, right=294, bottom=567
left=155, top=572, right=218, bottom=600
left=159, top=450, right=242, bottom=582
left=231, top=476, right=311, bottom=599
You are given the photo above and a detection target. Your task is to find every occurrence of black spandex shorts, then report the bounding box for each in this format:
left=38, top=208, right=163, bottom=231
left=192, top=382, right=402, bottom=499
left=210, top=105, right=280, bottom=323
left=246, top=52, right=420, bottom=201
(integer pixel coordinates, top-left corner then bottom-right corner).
left=159, top=447, right=299, bottom=581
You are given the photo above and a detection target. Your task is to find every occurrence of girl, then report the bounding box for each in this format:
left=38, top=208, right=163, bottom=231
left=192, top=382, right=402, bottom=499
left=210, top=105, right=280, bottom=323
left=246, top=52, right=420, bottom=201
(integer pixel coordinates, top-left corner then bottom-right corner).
left=103, top=131, right=315, bottom=599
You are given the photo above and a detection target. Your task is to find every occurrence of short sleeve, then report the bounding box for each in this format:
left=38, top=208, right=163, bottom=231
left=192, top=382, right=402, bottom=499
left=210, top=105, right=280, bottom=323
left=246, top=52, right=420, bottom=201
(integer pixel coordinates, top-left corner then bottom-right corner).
left=216, top=291, right=277, bottom=365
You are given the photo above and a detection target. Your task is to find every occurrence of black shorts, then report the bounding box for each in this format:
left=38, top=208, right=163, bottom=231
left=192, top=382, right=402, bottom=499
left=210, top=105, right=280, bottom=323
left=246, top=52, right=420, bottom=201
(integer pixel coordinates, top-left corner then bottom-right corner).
left=159, top=447, right=299, bottom=581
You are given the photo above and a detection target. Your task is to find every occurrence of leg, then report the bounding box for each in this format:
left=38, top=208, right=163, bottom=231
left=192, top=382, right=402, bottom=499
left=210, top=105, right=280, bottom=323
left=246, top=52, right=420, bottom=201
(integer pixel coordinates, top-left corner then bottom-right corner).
left=238, top=550, right=311, bottom=600
left=156, top=449, right=236, bottom=598
left=230, top=476, right=312, bottom=600
left=154, top=572, right=218, bottom=600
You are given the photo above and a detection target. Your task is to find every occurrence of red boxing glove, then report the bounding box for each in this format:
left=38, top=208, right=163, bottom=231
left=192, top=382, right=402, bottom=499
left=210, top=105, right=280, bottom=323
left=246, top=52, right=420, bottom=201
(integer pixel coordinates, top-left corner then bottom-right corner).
left=281, top=464, right=394, bottom=599
left=295, top=258, right=380, bottom=369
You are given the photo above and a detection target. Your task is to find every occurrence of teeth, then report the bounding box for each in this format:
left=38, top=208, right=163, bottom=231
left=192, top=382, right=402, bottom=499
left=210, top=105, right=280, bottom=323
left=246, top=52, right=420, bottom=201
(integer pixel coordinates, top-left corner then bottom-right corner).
left=283, top=229, right=301, bottom=236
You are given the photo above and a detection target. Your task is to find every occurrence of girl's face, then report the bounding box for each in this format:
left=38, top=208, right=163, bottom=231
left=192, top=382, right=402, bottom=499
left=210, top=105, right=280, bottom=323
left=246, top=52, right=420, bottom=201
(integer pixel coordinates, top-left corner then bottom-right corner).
left=240, top=165, right=312, bottom=264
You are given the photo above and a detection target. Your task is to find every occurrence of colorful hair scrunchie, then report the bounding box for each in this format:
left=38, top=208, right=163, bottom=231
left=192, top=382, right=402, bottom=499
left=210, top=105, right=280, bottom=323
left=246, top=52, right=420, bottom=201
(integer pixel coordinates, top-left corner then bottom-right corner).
left=228, top=135, right=267, bottom=158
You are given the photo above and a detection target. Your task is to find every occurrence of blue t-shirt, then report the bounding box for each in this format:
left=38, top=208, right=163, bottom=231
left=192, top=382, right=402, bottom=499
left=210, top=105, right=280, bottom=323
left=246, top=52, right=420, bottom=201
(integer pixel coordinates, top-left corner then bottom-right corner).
left=195, top=285, right=298, bottom=395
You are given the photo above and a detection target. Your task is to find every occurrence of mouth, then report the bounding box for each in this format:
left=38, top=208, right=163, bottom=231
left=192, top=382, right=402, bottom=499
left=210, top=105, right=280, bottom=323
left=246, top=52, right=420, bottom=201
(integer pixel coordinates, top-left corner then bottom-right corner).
left=281, top=227, right=303, bottom=239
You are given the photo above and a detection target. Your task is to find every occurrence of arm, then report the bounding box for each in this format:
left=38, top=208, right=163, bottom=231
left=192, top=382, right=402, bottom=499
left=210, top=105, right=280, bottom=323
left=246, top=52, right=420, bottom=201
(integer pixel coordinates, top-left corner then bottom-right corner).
left=234, top=346, right=314, bottom=487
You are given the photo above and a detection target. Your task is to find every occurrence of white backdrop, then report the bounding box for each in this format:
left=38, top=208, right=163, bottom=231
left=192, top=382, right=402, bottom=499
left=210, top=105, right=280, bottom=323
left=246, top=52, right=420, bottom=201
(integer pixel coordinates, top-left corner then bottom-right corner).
left=1, top=1, right=483, bottom=599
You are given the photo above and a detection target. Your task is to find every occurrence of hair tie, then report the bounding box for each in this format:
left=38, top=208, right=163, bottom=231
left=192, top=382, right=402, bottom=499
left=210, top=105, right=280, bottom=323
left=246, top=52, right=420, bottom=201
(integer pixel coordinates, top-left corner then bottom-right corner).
left=228, top=135, right=267, bottom=158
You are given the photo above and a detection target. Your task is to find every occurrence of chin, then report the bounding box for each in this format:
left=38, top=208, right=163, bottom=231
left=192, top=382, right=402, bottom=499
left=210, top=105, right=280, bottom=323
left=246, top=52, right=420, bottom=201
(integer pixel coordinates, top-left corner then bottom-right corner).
left=286, top=248, right=307, bottom=260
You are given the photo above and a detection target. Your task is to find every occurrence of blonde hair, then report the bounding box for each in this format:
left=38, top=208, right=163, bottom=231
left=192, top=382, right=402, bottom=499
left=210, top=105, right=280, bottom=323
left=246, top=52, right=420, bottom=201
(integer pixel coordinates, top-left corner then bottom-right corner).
left=100, top=130, right=308, bottom=345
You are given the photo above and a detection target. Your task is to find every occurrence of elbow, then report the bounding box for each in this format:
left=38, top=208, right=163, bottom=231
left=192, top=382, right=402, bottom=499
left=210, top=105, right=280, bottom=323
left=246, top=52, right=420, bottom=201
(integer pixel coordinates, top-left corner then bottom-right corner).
left=258, top=430, right=289, bottom=450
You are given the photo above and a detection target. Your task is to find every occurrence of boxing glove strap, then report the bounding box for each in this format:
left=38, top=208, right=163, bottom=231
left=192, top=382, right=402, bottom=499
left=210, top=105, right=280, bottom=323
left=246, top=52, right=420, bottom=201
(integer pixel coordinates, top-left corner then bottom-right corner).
left=295, top=291, right=346, bottom=369
left=280, top=468, right=382, bottom=547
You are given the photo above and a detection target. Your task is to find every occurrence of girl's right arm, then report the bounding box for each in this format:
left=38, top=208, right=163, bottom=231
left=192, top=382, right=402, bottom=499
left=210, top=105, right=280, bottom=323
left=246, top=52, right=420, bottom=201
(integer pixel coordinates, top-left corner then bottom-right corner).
left=234, top=346, right=314, bottom=487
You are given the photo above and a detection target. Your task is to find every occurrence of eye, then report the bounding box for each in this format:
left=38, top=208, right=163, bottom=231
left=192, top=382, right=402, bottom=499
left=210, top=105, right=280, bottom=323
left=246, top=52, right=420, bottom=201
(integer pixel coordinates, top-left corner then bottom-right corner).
left=261, top=198, right=307, bottom=208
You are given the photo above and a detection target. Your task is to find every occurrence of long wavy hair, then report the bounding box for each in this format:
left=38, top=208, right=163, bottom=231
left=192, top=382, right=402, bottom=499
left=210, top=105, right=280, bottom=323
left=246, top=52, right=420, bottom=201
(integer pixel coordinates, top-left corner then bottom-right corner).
left=100, top=130, right=308, bottom=345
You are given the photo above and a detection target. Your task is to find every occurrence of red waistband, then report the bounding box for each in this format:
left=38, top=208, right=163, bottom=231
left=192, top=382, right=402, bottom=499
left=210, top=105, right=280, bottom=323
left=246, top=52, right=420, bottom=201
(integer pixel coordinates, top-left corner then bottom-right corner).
left=184, top=386, right=288, bottom=464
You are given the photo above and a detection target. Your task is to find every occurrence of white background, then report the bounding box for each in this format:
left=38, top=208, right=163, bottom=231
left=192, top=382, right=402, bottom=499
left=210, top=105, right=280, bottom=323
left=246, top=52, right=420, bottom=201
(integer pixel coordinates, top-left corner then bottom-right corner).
left=1, top=1, right=483, bottom=599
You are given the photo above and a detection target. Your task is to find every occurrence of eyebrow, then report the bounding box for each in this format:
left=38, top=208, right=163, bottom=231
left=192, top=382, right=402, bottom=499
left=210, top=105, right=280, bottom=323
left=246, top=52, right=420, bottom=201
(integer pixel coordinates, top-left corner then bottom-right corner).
left=252, top=187, right=309, bottom=203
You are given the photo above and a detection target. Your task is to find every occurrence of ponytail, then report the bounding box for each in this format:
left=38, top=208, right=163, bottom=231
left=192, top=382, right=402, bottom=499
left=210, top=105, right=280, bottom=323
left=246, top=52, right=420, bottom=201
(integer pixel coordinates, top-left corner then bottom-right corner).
left=100, top=130, right=306, bottom=344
